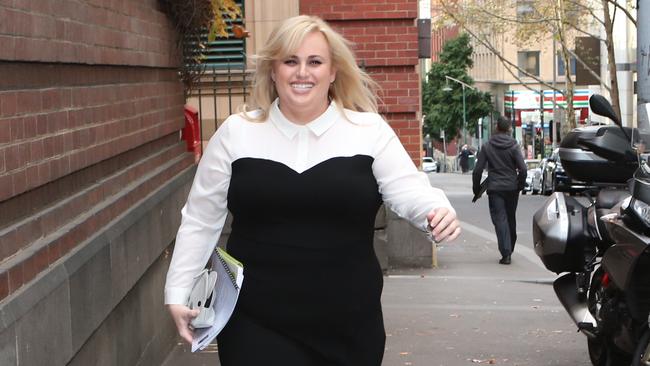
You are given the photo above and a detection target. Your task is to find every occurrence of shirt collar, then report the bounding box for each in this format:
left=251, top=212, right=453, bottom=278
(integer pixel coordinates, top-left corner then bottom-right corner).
left=269, top=98, right=338, bottom=139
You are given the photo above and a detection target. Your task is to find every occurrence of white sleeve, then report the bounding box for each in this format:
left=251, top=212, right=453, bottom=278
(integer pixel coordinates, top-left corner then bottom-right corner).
left=164, top=119, right=234, bottom=305
left=372, top=120, right=454, bottom=231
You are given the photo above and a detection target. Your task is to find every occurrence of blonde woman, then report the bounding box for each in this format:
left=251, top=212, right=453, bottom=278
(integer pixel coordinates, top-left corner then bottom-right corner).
left=165, top=15, right=460, bottom=365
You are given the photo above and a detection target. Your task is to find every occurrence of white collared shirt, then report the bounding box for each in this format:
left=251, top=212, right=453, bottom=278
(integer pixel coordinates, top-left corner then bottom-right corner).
left=164, top=99, right=454, bottom=304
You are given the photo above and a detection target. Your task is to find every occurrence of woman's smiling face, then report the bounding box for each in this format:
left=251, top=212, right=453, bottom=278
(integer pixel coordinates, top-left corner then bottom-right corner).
left=271, top=31, right=337, bottom=124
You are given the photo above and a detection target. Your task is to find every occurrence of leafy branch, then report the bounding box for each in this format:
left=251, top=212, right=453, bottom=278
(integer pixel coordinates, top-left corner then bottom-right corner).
left=158, top=0, right=243, bottom=96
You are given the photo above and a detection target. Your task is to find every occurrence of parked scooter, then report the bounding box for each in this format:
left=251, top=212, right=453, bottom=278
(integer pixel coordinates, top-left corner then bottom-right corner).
left=532, top=94, right=650, bottom=366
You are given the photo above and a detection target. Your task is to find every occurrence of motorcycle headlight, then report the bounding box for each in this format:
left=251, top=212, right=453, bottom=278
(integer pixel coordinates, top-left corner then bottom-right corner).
left=631, top=198, right=650, bottom=228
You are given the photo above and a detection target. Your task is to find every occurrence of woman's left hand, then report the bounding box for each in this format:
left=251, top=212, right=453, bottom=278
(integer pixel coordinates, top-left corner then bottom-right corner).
left=426, top=207, right=461, bottom=243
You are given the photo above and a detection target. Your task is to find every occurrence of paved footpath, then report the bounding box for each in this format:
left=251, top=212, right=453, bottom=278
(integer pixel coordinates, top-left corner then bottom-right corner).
left=162, top=173, right=592, bottom=366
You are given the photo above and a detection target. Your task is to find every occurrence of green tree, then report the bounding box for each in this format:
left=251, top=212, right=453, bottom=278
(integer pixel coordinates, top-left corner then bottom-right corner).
left=422, top=34, right=493, bottom=145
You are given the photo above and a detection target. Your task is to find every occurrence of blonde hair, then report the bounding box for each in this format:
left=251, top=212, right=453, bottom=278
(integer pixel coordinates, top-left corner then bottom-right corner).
left=242, top=15, right=379, bottom=121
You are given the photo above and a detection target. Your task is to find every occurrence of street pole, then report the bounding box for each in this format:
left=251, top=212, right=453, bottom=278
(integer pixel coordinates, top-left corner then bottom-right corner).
left=531, top=118, right=535, bottom=159
left=442, top=129, right=447, bottom=172
left=478, top=117, right=483, bottom=150
left=462, top=85, right=467, bottom=146
left=443, top=75, right=475, bottom=148
left=639, top=0, right=650, bottom=131
left=511, top=90, right=516, bottom=139
left=539, top=89, right=544, bottom=158
left=552, top=37, right=557, bottom=150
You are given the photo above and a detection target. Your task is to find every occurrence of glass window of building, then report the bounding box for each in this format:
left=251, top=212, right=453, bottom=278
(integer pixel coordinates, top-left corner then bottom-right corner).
left=557, top=54, right=577, bottom=76
left=516, top=0, right=535, bottom=19
left=518, top=51, right=540, bottom=77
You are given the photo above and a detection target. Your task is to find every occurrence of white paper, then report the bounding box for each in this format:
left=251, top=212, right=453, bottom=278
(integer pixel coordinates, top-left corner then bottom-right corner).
left=191, top=248, right=244, bottom=352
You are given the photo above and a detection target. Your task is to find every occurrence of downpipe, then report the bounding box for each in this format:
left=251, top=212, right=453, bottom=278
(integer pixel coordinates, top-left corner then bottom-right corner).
left=553, top=273, right=598, bottom=338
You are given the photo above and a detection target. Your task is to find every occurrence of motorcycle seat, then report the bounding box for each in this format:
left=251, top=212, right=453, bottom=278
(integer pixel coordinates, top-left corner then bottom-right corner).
left=595, top=189, right=630, bottom=210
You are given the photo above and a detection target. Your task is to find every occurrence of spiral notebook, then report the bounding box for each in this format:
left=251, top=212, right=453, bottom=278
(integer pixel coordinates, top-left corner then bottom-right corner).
left=191, top=247, right=244, bottom=352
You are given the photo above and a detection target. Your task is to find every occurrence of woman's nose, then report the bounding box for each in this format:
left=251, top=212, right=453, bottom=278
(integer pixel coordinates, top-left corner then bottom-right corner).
left=296, top=62, right=307, bottom=78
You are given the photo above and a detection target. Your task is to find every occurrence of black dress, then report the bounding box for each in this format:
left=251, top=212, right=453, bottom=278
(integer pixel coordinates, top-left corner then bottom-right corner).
left=164, top=100, right=453, bottom=366
left=218, top=156, right=385, bottom=365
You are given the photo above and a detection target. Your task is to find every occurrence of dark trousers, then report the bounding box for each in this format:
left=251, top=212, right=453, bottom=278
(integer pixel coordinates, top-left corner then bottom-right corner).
left=487, top=190, right=519, bottom=257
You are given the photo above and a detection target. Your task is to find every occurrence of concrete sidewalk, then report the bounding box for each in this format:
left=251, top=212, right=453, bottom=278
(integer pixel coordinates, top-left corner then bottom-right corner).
left=162, top=229, right=583, bottom=365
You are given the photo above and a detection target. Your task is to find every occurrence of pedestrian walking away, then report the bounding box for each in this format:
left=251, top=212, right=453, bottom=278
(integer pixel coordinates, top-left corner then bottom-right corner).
left=164, top=15, right=461, bottom=366
left=472, top=116, right=526, bottom=265
left=459, top=144, right=471, bottom=173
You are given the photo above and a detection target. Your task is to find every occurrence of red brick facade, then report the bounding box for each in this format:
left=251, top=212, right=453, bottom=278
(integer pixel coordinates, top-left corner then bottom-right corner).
left=0, top=0, right=191, bottom=301
left=300, top=0, right=423, bottom=163
left=0, top=0, right=177, bottom=66
left=430, top=26, right=459, bottom=62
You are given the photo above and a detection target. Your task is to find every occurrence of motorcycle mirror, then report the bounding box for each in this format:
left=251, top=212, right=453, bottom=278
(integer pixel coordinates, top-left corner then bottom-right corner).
left=589, top=94, right=630, bottom=141
left=590, top=94, right=620, bottom=125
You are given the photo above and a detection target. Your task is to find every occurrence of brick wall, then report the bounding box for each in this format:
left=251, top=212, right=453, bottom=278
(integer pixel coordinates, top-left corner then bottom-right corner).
left=0, top=0, right=190, bottom=298
left=0, top=0, right=177, bottom=66
left=430, top=25, right=460, bottom=63
left=0, top=65, right=185, bottom=203
left=300, top=0, right=423, bottom=163
left=0, top=0, right=193, bottom=364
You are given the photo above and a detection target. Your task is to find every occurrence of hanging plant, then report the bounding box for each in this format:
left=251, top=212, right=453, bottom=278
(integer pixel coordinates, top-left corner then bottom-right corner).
left=208, top=0, right=241, bottom=40
left=158, top=0, right=245, bottom=96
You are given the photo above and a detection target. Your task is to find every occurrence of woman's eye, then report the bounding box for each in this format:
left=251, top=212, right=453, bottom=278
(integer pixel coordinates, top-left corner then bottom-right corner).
left=310, top=60, right=322, bottom=65
left=284, top=59, right=297, bottom=65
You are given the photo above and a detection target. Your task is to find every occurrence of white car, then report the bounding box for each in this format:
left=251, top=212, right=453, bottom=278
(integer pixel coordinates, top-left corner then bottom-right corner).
left=522, top=159, right=542, bottom=194
left=422, top=157, right=438, bottom=173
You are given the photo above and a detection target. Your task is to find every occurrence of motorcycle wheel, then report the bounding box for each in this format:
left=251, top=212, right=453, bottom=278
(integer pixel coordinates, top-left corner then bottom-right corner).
left=632, top=326, right=650, bottom=366
left=587, top=269, right=631, bottom=366
left=588, top=337, right=630, bottom=366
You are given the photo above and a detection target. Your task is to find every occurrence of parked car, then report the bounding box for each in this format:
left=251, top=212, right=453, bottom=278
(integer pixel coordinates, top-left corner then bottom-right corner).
left=540, top=148, right=593, bottom=195
left=530, top=157, right=547, bottom=194
left=522, top=159, right=541, bottom=195
left=422, top=156, right=438, bottom=173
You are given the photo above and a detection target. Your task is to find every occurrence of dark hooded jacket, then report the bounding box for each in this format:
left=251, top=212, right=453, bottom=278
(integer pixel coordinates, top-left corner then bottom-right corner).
left=472, top=133, right=527, bottom=194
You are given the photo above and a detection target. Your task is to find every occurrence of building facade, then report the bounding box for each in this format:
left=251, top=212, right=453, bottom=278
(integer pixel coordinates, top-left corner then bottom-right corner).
left=431, top=0, right=636, bottom=159
left=191, top=0, right=425, bottom=165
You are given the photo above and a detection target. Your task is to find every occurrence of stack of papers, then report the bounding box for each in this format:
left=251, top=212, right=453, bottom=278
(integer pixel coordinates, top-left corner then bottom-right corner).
left=192, top=247, right=244, bottom=352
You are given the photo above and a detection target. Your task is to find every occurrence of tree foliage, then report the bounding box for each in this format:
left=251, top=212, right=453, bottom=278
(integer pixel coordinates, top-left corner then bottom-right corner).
left=422, top=34, right=493, bottom=143
left=208, top=0, right=243, bottom=41
left=159, top=0, right=244, bottom=95
left=435, top=0, right=637, bottom=134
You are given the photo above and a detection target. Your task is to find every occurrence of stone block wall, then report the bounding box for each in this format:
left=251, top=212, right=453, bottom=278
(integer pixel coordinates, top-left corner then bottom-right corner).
left=0, top=171, right=193, bottom=365
left=0, top=0, right=194, bottom=364
left=374, top=205, right=436, bottom=270
left=385, top=208, right=436, bottom=268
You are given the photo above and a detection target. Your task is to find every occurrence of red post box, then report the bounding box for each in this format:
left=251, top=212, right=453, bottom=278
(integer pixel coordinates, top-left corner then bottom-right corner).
left=182, top=105, right=202, bottom=162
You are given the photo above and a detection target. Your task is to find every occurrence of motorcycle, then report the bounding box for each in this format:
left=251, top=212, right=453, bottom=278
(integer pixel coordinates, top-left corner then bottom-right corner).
left=532, top=94, right=650, bottom=366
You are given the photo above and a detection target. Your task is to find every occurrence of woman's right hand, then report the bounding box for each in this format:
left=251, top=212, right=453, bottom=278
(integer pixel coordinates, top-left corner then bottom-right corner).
left=167, top=304, right=200, bottom=344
